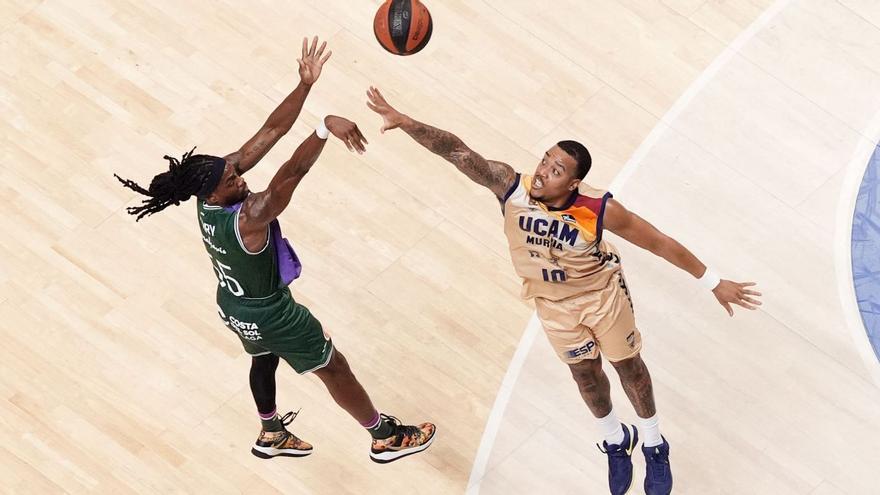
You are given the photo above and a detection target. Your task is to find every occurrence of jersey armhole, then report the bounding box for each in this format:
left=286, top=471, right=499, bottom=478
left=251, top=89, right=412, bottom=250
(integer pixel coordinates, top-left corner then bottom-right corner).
left=501, top=173, right=521, bottom=202
left=596, top=191, right=613, bottom=242
left=234, top=209, right=270, bottom=255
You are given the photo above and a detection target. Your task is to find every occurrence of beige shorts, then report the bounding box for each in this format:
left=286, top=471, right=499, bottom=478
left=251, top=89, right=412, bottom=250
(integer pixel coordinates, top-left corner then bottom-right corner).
left=534, top=272, right=642, bottom=364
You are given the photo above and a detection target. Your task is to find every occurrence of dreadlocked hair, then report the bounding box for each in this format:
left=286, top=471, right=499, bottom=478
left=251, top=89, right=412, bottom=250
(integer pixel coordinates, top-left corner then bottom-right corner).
left=114, top=147, right=219, bottom=221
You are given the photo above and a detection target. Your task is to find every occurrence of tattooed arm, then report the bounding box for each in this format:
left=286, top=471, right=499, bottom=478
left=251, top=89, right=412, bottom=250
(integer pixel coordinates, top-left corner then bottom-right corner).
left=398, top=118, right=516, bottom=198
left=228, top=36, right=332, bottom=175
left=366, top=86, right=516, bottom=199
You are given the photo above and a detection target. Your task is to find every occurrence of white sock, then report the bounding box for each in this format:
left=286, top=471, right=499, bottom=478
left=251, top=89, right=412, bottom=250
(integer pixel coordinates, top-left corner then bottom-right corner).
left=597, top=409, right=625, bottom=446
left=639, top=413, right=662, bottom=448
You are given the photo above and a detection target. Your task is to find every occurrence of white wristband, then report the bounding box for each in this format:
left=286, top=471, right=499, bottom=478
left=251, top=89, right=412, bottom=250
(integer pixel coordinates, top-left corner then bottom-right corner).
left=316, top=116, right=330, bottom=139
left=698, top=268, right=721, bottom=291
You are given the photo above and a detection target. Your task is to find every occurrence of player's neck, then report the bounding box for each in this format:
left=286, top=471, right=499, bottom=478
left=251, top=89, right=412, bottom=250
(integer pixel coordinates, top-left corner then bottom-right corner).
left=205, top=192, right=248, bottom=208
left=544, top=190, right=578, bottom=211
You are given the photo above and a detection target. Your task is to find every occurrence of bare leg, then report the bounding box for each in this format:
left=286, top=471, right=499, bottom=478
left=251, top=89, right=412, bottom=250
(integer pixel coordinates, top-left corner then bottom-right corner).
left=568, top=357, right=614, bottom=418
left=312, top=350, right=378, bottom=424
left=610, top=353, right=656, bottom=418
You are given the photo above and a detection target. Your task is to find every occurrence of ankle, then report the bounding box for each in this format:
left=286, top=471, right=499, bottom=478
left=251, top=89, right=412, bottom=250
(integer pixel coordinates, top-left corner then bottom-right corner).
left=596, top=408, right=625, bottom=446
left=259, top=408, right=284, bottom=432
left=638, top=413, right=662, bottom=448
left=364, top=412, right=395, bottom=439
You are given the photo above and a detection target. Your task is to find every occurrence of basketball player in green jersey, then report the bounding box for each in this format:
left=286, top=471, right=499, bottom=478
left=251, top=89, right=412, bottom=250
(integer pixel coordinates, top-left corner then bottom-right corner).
left=114, top=39, right=434, bottom=464
left=367, top=87, right=761, bottom=493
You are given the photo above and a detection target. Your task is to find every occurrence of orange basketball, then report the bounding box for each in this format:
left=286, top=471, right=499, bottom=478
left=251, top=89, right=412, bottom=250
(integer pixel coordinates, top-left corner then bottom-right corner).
left=373, top=0, right=433, bottom=56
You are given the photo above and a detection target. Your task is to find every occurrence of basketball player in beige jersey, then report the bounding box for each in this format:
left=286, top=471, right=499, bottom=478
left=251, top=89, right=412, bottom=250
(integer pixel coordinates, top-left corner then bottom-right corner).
left=367, top=87, right=761, bottom=495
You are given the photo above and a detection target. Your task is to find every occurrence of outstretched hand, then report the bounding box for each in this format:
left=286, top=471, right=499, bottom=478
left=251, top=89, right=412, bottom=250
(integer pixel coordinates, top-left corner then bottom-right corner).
left=713, top=280, right=762, bottom=317
left=298, top=36, right=332, bottom=86
left=366, top=86, right=407, bottom=133
left=325, top=116, right=368, bottom=154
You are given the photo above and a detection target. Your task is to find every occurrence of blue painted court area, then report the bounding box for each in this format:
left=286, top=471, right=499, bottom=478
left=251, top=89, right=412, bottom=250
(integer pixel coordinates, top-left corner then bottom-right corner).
left=852, top=144, right=880, bottom=362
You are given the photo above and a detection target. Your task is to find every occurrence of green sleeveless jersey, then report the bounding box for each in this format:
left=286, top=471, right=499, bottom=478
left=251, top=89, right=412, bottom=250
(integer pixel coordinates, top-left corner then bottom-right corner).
left=197, top=199, right=327, bottom=373
left=199, top=197, right=304, bottom=302
left=198, top=199, right=280, bottom=299
left=198, top=197, right=303, bottom=302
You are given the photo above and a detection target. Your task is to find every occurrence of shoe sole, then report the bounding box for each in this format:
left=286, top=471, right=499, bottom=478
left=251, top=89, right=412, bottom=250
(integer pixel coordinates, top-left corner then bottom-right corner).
left=369, top=427, right=436, bottom=464
left=251, top=445, right=313, bottom=459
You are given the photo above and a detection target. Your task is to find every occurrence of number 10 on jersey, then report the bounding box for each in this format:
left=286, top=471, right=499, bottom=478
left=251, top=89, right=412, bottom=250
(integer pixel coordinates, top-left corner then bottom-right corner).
left=542, top=268, right=567, bottom=283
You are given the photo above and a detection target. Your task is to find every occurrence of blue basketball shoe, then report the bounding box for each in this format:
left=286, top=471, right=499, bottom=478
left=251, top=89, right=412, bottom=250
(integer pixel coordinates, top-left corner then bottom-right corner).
left=642, top=437, right=672, bottom=495
left=597, top=424, right=638, bottom=495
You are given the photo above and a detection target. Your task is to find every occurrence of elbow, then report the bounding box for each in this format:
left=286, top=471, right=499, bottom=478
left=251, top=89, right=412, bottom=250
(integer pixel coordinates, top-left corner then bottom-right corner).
left=259, top=124, right=286, bottom=143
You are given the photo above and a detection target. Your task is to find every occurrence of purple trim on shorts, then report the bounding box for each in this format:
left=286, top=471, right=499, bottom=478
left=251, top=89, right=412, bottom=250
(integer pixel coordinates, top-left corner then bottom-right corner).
left=259, top=408, right=277, bottom=420
left=360, top=411, right=381, bottom=428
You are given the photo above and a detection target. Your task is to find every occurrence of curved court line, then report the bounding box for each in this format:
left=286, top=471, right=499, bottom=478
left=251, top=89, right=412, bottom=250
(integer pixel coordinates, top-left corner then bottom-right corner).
left=464, top=313, right=541, bottom=495
left=834, top=110, right=880, bottom=388
left=465, top=1, right=795, bottom=493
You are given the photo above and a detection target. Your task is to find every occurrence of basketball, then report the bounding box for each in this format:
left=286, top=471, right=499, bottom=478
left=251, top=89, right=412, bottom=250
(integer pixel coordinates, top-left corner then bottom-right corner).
left=373, top=0, right=433, bottom=56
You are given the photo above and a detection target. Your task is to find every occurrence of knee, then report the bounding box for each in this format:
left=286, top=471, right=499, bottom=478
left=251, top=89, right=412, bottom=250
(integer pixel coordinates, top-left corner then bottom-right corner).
left=250, top=354, right=279, bottom=374
left=315, top=351, right=351, bottom=380
left=568, top=359, right=604, bottom=387
left=611, top=354, right=647, bottom=380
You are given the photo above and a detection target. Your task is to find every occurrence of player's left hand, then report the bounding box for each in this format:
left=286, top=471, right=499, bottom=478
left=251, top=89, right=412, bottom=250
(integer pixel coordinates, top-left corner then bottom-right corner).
left=298, top=36, right=332, bottom=86
left=713, top=280, right=762, bottom=317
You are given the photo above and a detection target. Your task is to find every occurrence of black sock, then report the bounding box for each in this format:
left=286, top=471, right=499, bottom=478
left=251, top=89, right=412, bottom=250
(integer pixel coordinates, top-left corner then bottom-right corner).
left=250, top=355, right=281, bottom=431
left=260, top=412, right=284, bottom=432
left=366, top=415, right=395, bottom=439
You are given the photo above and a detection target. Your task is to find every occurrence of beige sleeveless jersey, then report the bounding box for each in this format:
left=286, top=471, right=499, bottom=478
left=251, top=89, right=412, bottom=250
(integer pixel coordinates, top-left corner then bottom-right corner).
left=502, top=174, right=622, bottom=301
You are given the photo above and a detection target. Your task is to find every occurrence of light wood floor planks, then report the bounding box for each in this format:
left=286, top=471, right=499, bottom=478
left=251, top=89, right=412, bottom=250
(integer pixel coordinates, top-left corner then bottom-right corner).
left=2, top=1, right=879, bottom=494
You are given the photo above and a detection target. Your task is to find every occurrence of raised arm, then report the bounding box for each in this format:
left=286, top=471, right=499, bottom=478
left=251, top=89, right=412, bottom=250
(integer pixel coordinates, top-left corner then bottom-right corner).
left=240, top=116, right=367, bottom=233
left=366, top=86, right=516, bottom=199
left=603, top=198, right=762, bottom=316
left=226, top=36, right=332, bottom=175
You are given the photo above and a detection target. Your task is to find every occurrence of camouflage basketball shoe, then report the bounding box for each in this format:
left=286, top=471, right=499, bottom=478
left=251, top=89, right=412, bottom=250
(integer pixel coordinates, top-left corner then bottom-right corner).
left=369, top=414, right=436, bottom=464
left=251, top=410, right=313, bottom=459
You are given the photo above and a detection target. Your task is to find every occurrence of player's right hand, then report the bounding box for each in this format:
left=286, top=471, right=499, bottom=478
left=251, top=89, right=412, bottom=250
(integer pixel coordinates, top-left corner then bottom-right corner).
left=325, top=116, right=368, bottom=154
left=366, top=86, right=407, bottom=133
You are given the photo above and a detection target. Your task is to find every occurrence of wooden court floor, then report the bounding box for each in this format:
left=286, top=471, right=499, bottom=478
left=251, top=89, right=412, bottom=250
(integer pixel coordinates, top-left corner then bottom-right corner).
left=2, top=1, right=880, bottom=494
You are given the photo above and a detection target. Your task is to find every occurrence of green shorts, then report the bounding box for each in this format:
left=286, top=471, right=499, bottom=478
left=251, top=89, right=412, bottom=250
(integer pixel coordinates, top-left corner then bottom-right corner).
left=216, top=286, right=333, bottom=374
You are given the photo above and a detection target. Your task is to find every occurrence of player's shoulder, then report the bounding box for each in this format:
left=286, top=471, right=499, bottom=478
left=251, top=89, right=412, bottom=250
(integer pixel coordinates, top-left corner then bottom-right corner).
left=569, top=182, right=612, bottom=214
left=501, top=172, right=526, bottom=202
left=576, top=181, right=610, bottom=199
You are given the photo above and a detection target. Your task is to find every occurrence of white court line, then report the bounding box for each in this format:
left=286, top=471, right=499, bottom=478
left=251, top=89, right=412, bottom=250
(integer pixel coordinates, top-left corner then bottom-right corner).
left=833, top=110, right=880, bottom=389
left=464, top=313, right=541, bottom=495
left=465, top=1, right=795, bottom=493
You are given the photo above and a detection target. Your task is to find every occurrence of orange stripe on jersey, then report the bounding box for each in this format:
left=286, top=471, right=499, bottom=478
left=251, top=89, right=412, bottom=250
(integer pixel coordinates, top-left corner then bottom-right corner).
left=523, top=175, right=609, bottom=242
left=560, top=203, right=600, bottom=238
